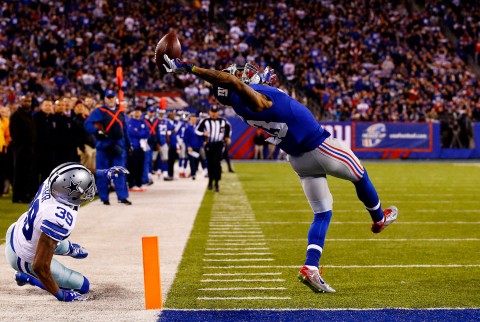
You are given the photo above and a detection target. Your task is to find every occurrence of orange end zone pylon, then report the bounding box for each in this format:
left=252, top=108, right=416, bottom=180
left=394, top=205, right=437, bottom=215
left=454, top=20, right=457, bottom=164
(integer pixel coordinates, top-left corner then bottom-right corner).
left=116, top=66, right=125, bottom=111
left=142, top=236, right=162, bottom=310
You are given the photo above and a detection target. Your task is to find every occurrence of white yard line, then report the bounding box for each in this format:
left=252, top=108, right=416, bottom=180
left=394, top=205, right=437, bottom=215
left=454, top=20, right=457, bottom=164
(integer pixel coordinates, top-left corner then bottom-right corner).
left=256, top=221, right=480, bottom=225
left=197, top=296, right=291, bottom=300
left=200, top=279, right=285, bottom=282
left=203, top=259, right=275, bottom=262
left=204, top=264, right=480, bottom=269
left=206, top=248, right=269, bottom=250
left=205, top=253, right=272, bottom=256
left=263, top=238, right=480, bottom=241
left=203, top=273, right=282, bottom=276
left=198, top=287, right=286, bottom=291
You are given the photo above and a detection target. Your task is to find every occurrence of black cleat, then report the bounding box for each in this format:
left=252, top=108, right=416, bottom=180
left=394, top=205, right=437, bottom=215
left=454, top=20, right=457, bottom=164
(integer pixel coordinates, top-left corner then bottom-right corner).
left=102, top=200, right=110, bottom=205
left=118, top=199, right=132, bottom=205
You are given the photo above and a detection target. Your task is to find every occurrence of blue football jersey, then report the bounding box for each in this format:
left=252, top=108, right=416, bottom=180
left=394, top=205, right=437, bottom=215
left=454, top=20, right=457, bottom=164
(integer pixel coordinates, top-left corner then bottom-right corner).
left=229, top=84, right=330, bottom=156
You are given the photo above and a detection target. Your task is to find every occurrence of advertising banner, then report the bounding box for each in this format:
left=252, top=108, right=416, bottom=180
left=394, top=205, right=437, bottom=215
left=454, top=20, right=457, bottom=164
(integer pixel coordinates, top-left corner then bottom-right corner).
left=352, top=122, right=433, bottom=152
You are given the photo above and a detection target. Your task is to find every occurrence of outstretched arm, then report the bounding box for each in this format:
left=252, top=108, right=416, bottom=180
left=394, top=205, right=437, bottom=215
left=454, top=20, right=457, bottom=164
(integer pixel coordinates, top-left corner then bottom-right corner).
left=164, top=55, right=271, bottom=112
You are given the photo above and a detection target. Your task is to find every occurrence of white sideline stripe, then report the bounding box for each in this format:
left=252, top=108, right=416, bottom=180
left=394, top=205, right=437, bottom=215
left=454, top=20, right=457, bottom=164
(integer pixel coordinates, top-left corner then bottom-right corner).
left=203, top=273, right=282, bottom=276
left=205, top=253, right=272, bottom=256
left=204, top=264, right=480, bottom=269
left=203, top=259, right=274, bottom=262
left=259, top=238, right=480, bottom=242
left=201, top=279, right=285, bottom=282
left=197, top=296, right=290, bottom=300
left=206, top=248, right=269, bottom=250
left=256, top=221, right=480, bottom=225
left=198, top=287, right=286, bottom=290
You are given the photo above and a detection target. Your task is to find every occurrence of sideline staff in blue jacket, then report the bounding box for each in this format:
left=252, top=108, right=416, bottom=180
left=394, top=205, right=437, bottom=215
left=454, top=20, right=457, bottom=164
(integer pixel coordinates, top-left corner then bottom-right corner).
left=84, top=89, right=132, bottom=205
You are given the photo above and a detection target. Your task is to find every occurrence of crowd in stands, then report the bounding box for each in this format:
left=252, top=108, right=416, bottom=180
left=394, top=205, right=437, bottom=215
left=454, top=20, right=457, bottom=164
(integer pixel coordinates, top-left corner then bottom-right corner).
left=1, top=0, right=480, bottom=201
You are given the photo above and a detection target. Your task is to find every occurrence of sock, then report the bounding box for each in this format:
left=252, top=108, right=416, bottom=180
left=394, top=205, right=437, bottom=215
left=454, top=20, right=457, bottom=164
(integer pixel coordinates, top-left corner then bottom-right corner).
left=353, top=170, right=384, bottom=222
left=24, top=274, right=46, bottom=290
left=304, top=210, right=332, bottom=267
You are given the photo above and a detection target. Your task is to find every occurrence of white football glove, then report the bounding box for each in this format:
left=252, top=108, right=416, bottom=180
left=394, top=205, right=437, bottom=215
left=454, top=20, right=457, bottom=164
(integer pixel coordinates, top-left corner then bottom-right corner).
left=104, top=166, right=129, bottom=179
left=163, top=54, right=194, bottom=74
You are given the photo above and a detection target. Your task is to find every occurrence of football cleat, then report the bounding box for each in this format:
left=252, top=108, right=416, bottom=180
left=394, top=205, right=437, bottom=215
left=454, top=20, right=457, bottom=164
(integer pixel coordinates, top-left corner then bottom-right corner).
left=68, top=243, right=88, bottom=259
left=298, top=266, right=336, bottom=293
left=371, top=206, right=398, bottom=233
left=14, top=271, right=30, bottom=286
left=119, top=199, right=132, bottom=205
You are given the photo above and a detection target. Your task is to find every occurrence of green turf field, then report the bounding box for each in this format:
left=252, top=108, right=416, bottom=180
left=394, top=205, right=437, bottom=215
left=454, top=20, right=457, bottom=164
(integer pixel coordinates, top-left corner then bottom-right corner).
left=165, top=161, right=480, bottom=309
left=0, top=196, right=29, bottom=242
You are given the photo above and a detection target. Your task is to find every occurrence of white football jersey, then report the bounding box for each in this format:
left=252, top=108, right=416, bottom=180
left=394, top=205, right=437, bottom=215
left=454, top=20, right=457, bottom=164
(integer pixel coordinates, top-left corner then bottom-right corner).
left=12, top=180, right=78, bottom=263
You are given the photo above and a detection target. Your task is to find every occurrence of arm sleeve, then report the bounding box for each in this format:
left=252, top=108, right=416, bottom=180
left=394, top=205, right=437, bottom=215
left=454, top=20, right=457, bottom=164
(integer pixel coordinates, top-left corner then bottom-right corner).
left=195, top=119, right=206, bottom=136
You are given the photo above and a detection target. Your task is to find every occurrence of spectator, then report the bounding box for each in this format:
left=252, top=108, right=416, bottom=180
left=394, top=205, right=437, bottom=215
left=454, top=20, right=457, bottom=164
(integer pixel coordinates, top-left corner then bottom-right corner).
left=9, top=95, right=37, bottom=203
left=0, top=104, right=9, bottom=196
left=33, top=99, right=55, bottom=186
left=72, top=100, right=96, bottom=172
left=253, top=129, right=266, bottom=159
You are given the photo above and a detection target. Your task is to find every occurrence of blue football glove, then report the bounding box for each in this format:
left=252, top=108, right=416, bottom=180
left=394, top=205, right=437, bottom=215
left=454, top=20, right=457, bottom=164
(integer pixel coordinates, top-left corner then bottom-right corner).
left=104, top=166, right=129, bottom=180
left=163, top=54, right=194, bottom=74
left=55, top=289, right=86, bottom=302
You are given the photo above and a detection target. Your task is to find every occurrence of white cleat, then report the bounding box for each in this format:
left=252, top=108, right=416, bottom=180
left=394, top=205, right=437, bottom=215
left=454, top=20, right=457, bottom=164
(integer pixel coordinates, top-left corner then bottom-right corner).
left=372, top=206, right=398, bottom=233
left=298, top=266, right=336, bottom=293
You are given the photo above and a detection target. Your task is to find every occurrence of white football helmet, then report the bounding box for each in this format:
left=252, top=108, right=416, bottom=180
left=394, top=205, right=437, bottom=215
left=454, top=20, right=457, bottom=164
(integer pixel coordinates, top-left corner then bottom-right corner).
left=48, top=162, right=96, bottom=206
left=223, top=63, right=261, bottom=85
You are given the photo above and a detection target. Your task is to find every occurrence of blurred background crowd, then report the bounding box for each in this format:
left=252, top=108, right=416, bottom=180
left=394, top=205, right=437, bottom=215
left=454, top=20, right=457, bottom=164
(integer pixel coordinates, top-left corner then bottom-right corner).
left=1, top=0, right=480, bottom=200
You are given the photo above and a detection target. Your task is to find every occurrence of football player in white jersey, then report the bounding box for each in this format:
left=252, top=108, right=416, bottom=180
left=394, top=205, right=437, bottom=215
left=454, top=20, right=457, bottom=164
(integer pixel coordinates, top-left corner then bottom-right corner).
left=4, top=162, right=127, bottom=302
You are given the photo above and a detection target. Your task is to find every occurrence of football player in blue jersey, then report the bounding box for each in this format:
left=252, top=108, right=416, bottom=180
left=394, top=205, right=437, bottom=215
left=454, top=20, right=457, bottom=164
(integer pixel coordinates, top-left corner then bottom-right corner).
left=163, top=55, right=398, bottom=293
left=155, top=108, right=169, bottom=178
left=5, top=162, right=128, bottom=301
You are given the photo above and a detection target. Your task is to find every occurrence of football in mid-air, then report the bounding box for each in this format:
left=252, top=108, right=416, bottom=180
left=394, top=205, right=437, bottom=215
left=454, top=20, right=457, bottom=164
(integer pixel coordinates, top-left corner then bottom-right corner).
left=155, top=32, right=181, bottom=72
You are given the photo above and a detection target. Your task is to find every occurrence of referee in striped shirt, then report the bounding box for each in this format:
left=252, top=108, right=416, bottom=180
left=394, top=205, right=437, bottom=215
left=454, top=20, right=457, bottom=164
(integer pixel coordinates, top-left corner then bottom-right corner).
left=195, top=106, right=231, bottom=192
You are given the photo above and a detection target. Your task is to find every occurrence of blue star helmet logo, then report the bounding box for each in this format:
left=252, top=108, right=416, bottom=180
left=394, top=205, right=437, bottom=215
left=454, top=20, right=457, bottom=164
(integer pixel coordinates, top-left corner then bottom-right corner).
left=64, top=179, right=82, bottom=195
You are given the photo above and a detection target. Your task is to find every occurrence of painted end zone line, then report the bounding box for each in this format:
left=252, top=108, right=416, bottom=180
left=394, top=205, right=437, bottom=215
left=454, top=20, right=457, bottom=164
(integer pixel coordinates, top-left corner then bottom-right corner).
left=159, top=308, right=480, bottom=322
